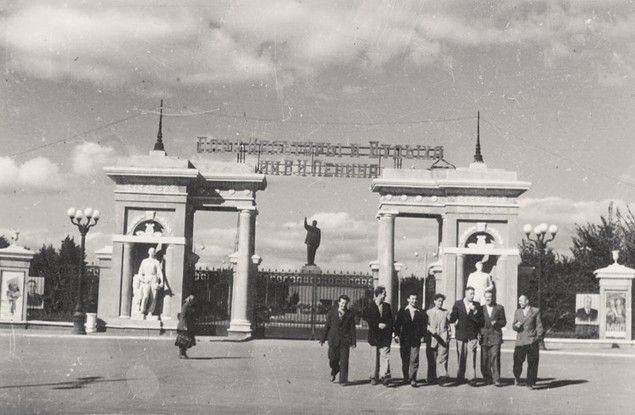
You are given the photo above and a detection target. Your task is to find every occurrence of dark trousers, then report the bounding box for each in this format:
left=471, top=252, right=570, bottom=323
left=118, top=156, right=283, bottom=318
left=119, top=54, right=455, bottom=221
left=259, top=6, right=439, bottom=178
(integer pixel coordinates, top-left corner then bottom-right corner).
left=480, top=343, right=501, bottom=383
left=513, top=342, right=540, bottom=385
left=307, top=245, right=318, bottom=265
left=328, top=343, right=350, bottom=383
left=399, top=345, right=420, bottom=381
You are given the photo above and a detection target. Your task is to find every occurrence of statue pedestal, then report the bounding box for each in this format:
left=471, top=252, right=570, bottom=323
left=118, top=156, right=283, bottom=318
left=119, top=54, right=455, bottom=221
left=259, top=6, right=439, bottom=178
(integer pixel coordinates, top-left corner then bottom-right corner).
left=301, top=265, right=322, bottom=274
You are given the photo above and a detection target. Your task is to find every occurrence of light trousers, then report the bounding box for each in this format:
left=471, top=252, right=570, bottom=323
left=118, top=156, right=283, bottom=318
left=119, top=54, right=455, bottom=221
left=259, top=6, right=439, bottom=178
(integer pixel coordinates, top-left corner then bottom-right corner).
left=455, top=339, right=479, bottom=381
left=370, top=345, right=391, bottom=379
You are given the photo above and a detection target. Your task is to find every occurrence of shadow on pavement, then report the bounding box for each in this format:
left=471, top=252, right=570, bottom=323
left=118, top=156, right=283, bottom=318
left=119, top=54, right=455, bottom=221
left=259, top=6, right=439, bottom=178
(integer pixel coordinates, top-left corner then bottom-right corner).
left=342, top=379, right=371, bottom=386
left=533, top=379, right=588, bottom=390
left=186, top=356, right=251, bottom=360
left=0, top=376, right=132, bottom=390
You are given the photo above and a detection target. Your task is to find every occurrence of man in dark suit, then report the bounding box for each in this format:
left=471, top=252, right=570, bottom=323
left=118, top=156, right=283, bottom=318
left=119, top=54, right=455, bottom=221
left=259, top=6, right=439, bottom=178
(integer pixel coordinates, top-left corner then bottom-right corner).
left=394, top=293, right=427, bottom=387
left=575, top=295, right=598, bottom=323
left=449, top=286, right=484, bottom=385
left=512, top=294, right=544, bottom=389
left=480, top=291, right=506, bottom=386
left=365, top=286, right=393, bottom=385
left=320, top=295, right=356, bottom=385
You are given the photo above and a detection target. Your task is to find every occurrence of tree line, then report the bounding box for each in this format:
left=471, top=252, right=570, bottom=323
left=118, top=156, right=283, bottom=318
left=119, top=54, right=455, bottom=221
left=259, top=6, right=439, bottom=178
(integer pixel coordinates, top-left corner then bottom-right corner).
left=520, top=203, right=634, bottom=334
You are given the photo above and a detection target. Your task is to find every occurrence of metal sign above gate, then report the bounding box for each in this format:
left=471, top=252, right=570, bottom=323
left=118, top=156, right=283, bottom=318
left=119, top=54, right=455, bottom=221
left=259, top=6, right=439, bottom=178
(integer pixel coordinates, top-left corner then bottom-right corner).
left=196, top=137, right=444, bottom=179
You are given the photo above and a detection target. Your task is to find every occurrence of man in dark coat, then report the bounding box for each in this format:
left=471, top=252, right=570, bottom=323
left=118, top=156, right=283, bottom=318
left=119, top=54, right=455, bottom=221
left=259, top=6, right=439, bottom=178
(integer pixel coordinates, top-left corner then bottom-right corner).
left=320, top=295, right=357, bottom=385
left=304, top=217, right=321, bottom=265
left=175, top=294, right=196, bottom=359
left=449, top=286, right=484, bottom=385
left=394, top=293, right=428, bottom=386
left=512, top=294, right=544, bottom=389
left=480, top=291, right=506, bottom=386
left=365, top=286, right=393, bottom=385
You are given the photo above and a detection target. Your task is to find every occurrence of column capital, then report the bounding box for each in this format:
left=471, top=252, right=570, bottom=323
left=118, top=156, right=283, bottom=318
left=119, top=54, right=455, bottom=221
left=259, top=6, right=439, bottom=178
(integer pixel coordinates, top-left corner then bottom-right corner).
left=376, top=210, right=398, bottom=220
left=239, top=207, right=258, bottom=215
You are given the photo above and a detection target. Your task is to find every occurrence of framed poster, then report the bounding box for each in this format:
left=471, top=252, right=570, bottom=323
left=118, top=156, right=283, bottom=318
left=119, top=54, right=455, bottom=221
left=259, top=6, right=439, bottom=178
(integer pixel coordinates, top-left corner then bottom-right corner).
left=605, top=290, right=628, bottom=339
left=0, top=270, right=25, bottom=320
left=575, top=293, right=599, bottom=325
left=26, top=276, right=45, bottom=309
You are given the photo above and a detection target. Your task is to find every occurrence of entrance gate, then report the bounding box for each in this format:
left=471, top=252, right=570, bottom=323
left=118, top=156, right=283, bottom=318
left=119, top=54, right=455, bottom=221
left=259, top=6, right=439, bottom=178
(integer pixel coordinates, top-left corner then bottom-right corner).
left=192, top=267, right=233, bottom=335
left=254, top=269, right=374, bottom=339
left=190, top=267, right=373, bottom=339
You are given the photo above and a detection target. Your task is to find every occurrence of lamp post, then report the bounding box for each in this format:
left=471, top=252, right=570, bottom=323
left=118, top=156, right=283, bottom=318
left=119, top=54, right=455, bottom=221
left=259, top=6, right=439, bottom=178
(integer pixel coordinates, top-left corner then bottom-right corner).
left=67, top=207, right=100, bottom=334
left=523, top=222, right=557, bottom=348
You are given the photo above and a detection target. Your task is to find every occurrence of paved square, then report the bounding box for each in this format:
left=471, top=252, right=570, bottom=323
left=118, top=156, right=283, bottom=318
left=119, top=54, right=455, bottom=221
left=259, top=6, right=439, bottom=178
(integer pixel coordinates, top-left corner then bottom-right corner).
left=0, top=334, right=633, bottom=414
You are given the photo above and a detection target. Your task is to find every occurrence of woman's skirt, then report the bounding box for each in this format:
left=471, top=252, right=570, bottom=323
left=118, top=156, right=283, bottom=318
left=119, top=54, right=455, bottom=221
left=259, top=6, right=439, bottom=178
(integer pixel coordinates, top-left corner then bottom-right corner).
left=175, top=330, right=196, bottom=349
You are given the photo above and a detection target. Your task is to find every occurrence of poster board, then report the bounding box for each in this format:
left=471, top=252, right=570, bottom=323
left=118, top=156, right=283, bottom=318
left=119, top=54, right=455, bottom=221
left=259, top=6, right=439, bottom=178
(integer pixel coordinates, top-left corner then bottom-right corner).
left=0, top=270, right=25, bottom=320
left=26, top=276, right=45, bottom=309
left=574, top=293, right=600, bottom=325
left=605, top=290, right=628, bottom=339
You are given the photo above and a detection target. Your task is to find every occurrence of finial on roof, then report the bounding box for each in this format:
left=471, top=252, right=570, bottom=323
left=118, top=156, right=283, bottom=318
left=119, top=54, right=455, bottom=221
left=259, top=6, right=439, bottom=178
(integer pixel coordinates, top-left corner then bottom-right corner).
left=474, top=111, right=483, bottom=163
left=153, top=99, right=165, bottom=152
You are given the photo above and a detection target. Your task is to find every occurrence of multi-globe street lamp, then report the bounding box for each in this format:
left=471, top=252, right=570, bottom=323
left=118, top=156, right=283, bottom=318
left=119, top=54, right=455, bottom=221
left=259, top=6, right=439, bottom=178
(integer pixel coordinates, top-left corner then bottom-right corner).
left=67, top=207, right=100, bottom=334
left=523, top=222, right=557, bottom=348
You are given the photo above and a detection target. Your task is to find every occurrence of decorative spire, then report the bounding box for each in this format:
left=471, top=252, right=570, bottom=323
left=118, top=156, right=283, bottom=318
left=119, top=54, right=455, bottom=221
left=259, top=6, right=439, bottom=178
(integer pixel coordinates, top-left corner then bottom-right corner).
left=153, top=99, right=165, bottom=152
left=474, top=111, right=483, bottom=163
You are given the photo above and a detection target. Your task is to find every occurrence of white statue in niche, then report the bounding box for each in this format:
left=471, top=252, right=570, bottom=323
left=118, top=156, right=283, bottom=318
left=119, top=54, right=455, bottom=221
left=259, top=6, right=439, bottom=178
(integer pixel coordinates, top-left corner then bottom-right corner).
left=132, top=247, right=164, bottom=319
left=465, top=260, right=494, bottom=304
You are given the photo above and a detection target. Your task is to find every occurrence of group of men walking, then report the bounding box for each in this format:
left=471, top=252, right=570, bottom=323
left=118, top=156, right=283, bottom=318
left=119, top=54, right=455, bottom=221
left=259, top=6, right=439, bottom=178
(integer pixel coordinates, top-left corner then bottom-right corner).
left=321, top=285, right=544, bottom=389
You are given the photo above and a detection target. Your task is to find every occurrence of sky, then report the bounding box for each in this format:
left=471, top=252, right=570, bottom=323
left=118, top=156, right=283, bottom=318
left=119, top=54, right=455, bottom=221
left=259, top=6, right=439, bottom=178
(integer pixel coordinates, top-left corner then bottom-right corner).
left=0, top=0, right=633, bottom=274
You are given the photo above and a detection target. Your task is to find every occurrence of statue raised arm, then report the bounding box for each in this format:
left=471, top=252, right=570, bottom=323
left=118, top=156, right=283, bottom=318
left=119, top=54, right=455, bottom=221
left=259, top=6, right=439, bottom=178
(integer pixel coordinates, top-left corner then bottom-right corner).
left=303, top=217, right=321, bottom=266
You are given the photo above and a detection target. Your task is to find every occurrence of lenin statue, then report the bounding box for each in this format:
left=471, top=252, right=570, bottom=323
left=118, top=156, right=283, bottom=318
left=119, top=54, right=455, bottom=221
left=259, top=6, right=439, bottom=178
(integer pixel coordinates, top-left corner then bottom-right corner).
left=304, top=217, right=321, bottom=266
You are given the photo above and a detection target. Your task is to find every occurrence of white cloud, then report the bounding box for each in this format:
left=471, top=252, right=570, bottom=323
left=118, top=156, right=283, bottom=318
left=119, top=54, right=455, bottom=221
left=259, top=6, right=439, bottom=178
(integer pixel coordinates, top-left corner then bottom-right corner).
left=0, top=156, right=64, bottom=192
left=518, top=197, right=631, bottom=253
left=1, top=1, right=631, bottom=90
left=71, top=142, right=118, bottom=175
left=193, top=211, right=377, bottom=270
left=518, top=197, right=628, bottom=227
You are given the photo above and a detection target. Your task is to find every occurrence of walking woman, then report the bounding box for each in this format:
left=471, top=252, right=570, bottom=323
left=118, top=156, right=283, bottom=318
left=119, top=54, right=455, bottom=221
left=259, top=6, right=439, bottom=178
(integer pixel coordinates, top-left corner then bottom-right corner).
left=175, top=294, right=196, bottom=359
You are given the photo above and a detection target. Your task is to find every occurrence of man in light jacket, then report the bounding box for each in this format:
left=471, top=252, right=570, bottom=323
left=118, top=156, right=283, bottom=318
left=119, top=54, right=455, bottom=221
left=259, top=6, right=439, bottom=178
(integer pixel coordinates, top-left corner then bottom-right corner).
left=512, top=294, right=544, bottom=389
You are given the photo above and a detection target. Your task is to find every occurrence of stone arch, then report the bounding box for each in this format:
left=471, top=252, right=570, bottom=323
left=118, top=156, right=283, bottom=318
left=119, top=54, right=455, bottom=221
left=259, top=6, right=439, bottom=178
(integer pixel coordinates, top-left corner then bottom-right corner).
left=458, top=223, right=504, bottom=248
left=127, top=211, right=171, bottom=236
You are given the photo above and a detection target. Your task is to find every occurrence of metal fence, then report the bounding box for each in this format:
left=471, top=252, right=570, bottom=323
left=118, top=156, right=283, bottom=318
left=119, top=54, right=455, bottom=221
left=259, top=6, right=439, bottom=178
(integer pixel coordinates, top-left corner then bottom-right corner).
left=27, top=265, right=100, bottom=321
left=254, top=269, right=374, bottom=339
left=192, top=267, right=233, bottom=335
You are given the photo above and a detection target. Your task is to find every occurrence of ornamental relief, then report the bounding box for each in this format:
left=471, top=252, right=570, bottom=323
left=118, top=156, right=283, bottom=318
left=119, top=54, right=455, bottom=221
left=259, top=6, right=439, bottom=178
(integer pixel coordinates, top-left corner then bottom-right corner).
left=126, top=210, right=173, bottom=235
left=458, top=222, right=505, bottom=247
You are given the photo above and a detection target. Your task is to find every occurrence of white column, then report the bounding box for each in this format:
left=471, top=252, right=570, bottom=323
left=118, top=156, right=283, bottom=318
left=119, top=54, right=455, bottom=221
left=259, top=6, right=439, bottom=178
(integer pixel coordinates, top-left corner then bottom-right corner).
left=162, top=245, right=174, bottom=320
left=119, top=242, right=133, bottom=318
left=456, top=254, right=465, bottom=301
left=377, top=212, right=396, bottom=308
left=228, top=208, right=255, bottom=340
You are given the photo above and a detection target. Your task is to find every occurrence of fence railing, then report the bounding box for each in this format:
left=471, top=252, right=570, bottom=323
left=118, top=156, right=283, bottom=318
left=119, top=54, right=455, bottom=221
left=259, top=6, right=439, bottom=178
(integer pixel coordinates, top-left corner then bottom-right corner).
left=254, top=269, right=374, bottom=339
left=192, top=267, right=233, bottom=335
left=26, top=265, right=100, bottom=322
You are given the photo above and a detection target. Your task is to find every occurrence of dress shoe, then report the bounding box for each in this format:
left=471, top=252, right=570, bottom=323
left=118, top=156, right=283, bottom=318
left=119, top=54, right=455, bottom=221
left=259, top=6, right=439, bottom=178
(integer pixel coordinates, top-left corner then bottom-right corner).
left=382, top=377, right=391, bottom=386
left=410, top=380, right=417, bottom=387
left=514, top=378, right=522, bottom=386
left=494, top=382, right=503, bottom=387
left=330, top=375, right=336, bottom=383
left=467, top=379, right=478, bottom=387
left=370, top=378, right=378, bottom=385
left=339, top=381, right=348, bottom=386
